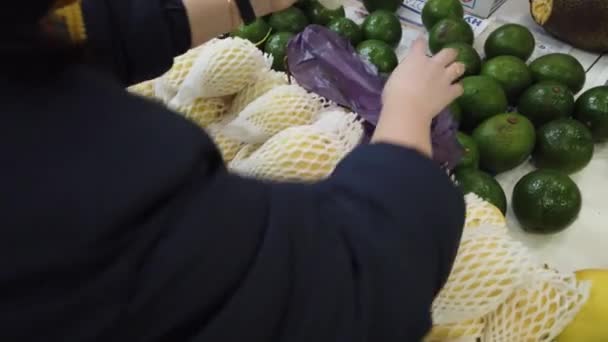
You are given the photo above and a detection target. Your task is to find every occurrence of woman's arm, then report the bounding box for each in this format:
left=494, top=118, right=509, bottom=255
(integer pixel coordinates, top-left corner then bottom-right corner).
left=80, top=0, right=294, bottom=85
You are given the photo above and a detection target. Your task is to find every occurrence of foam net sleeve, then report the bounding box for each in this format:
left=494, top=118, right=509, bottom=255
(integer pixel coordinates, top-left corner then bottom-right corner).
left=483, top=268, right=591, bottom=342
left=432, top=225, right=536, bottom=324
left=228, top=111, right=363, bottom=181
left=229, top=70, right=289, bottom=116
left=171, top=37, right=271, bottom=105
left=221, top=84, right=327, bottom=144
left=170, top=97, right=230, bottom=129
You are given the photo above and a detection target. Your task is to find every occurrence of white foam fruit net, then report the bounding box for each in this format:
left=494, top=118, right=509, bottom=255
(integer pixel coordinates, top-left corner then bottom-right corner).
left=128, top=79, right=157, bottom=99
left=229, top=69, right=289, bottom=116
left=432, top=225, right=535, bottom=325
left=206, top=118, right=245, bottom=163
left=425, top=318, right=486, bottom=342
left=483, top=269, right=590, bottom=342
left=229, top=110, right=363, bottom=182
left=171, top=37, right=271, bottom=105
left=171, top=97, right=230, bottom=129
left=221, top=84, right=327, bottom=143
left=464, top=193, right=507, bottom=230
left=155, top=46, right=204, bottom=103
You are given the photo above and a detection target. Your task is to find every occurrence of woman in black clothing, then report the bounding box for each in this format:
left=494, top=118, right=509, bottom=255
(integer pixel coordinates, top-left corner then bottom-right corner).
left=0, top=0, right=466, bottom=341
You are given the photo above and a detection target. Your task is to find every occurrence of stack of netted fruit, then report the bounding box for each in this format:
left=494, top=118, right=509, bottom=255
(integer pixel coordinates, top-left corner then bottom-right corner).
left=421, top=0, right=608, bottom=236
left=128, top=33, right=596, bottom=342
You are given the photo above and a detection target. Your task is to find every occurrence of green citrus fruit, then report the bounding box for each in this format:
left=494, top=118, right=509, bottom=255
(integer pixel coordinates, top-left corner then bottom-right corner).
left=456, top=132, right=480, bottom=170
left=518, top=81, right=575, bottom=127
left=327, top=17, right=363, bottom=46
left=529, top=53, right=586, bottom=94
left=428, top=18, right=474, bottom=54
left=443, top=42, right=481, bottom=77
left=421, top=0, right=464, bottom=30
left=264, top=32, right=295, bottom=71
left=362, top=0, right=402, bottom=13
left=512, top=169, right=582, bottom=234
left=455, top=168, right=507, bottom=214
left=268, top=7, right=309, bottom=33
left=574, top=86, right=608, bottom=142
left=480, top=55, right=532, bottom=102
left=533, top=118, right=594, bottom=174
left=457, top=75, right=509, bottom=131
left=473, top=112, right=536, bottom=173
left=304, top=0, right=345, bottom=25
left=484, top=23, right=535, bottom=61
left=362, top=10, right=403, bottom=46
left=231, top=18, right=273, bottom=46
left=356, top=39, right=399, bottom=73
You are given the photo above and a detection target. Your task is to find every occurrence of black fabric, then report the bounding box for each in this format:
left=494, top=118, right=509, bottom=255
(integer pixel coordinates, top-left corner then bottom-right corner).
left=0, top=1, right=466, bottom=341
left=234, top=0, right=257, bottom=24
left=2, top=1, right=54, bottom=28
left=82, top=0, right=192, bottom=85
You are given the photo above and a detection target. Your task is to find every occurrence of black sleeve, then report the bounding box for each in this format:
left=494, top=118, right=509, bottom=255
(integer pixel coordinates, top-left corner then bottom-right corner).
left=117, top=143, right=465, bottom=341
left=82, top=0, right=191, bottom=85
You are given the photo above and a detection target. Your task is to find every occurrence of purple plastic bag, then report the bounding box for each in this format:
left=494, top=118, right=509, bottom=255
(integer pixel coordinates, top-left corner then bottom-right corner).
left=287, top=25, right=462, bottom=169
left=287, top=25, right=385, bottom=125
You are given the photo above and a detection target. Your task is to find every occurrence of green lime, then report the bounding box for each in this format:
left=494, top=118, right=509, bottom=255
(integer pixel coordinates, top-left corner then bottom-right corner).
left=455, top=168, right=507, bottom=214
left=356, top=39, right=398, bottom=73
left=518, top=81, right=574, bottom=127
left=443, top=42, right=481, bottom=77
left=421, top=0, right=464, bottom=30
left=480, top=55, right=532, bottom=102
left=529, top=53, right=586, bottom=94
left=533, top=119, right=594, bottom=174
left=428, top=18, right=474, bottom=54
left=268, top=7, right=309, bottom=33
left=362, top=0, right=402, bottom=13
left=362, top=10, right=403, bottom=46
left=264, top=32, right=295, bottom=71
left=473, top=112, right=536, bottom=173
left=457, top=75, right=508, bottom=131
left=327, top=17, right=363, bottom=46
left=304, top=0, right=345, bottom=25
left=231, top=18, right=273, bottom=46
left=574, top=86, right=608, bottom=142
left=449, top=101, right=462, bottom=122
left=484, top=23, right=536, bottom=61
left=456, top=132, right=480, bottom=170
left=512, top=169, right=581, bottom=234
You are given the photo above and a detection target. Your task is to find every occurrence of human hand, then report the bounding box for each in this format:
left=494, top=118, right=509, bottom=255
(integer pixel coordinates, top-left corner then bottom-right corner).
left=372, top=38, right=464, bottom=155
left=252, top=0, right=298, bottom=16
left=382, top=37, right=464, bottom=123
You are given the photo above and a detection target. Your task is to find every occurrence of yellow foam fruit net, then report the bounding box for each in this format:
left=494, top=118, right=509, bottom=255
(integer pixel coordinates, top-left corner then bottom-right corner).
left=155, top=46, right=204, bottom=103
left=206, top=118, right=246, bottom=163
left=127, top=79, right=157, bottom=100
left=464, top=193, right=507, bottom=230
left=171, top=97, right=230, bottom=129
left=229, top=110, right=363, bottom=182
left=229, top=70, right=289, bottom=117
left=171, top=37, right=271, bottom=105
left=221, top=84, right=328, bottom=143
left=484, top=269, right=590, bottom=342
left=425, top=318, right=486, bottom=342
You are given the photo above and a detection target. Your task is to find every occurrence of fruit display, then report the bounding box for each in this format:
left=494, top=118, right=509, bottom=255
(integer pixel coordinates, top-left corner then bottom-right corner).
left=513, top=169, right=582, bottom=233
left=530, top=0, right=608, bottom=53
left=125, top=0, right=608, bottom=339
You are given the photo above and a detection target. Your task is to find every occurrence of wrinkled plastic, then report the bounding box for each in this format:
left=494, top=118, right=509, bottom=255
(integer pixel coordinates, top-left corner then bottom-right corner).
left=287, top=24, right=385, bottom=125
left=287, top=25, right=462, bottom=169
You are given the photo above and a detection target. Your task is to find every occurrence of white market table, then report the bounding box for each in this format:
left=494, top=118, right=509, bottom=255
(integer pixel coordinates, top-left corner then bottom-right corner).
left=345, top=0, right=608, bottom=272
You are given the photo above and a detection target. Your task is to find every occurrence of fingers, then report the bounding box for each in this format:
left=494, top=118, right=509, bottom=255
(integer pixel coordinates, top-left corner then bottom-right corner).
left=448, top=82, right=464, bottom=98
left=409, top=37, right=428, bottom=56
left=433, top=48, right=459, bottom=66
left=445, top=62, right=466, bottom=82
